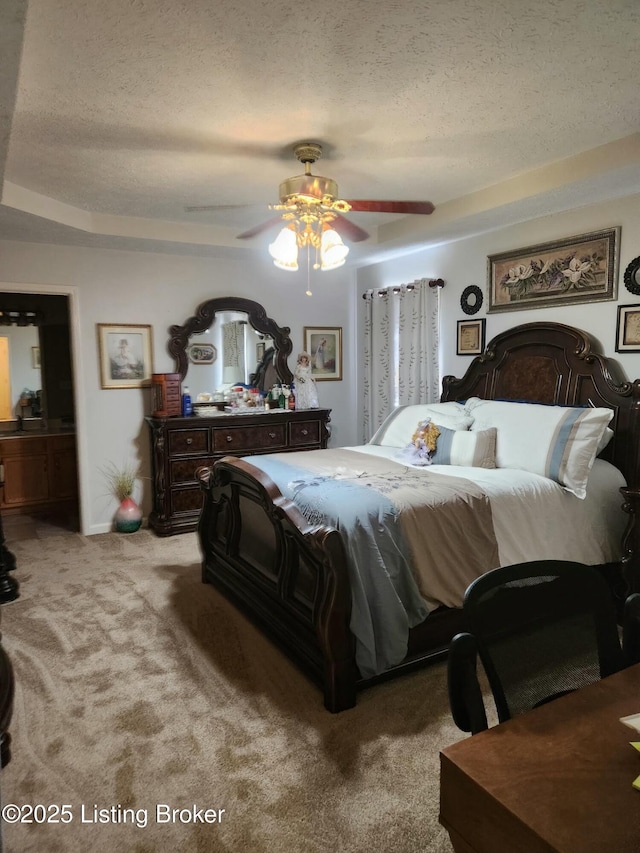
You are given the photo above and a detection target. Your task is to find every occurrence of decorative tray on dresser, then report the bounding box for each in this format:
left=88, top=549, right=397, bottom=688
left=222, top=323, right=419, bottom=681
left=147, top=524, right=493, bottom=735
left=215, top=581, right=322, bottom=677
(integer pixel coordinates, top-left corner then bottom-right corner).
left=146, top=408, right=331, bottom=536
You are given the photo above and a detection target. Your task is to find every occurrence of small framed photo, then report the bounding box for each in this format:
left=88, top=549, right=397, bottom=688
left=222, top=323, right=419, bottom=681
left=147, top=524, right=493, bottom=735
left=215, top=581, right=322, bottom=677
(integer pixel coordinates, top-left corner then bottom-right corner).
left=615, top=304, right=640, bottom=352
left=31, top=346, right=41, bottom=369
left=303, top=326, right=342, bottom=381
left=188, top=343, right=217, bottom=364
left=97, top=323, right=153, bottom=389
left=457, top=318, right=486, bottom=356
left=256, top=342, right=266, bottom=362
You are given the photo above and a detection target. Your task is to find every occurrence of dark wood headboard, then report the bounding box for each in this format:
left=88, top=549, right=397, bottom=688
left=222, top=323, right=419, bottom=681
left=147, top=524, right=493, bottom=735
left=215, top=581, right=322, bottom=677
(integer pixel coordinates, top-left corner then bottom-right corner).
left=441, top=321, right=640, bottom=489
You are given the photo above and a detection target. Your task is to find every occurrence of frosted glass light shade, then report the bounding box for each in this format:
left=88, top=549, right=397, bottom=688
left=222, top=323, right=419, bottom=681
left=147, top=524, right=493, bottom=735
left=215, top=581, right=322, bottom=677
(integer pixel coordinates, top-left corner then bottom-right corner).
left=320, top=227, right=349, bottom=270
left=269, top=227, right=299, bottom=271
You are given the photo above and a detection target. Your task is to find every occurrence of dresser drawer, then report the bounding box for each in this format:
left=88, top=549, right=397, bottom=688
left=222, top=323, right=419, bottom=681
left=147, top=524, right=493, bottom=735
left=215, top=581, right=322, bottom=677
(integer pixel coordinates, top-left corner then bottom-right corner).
left=169, top=487, right=205, bottom=515
left=170, top=456, right=214, bottom=485
left=212, top=423, right=287, bottom=453
left=168, top=429, right=209, bottom=455
left=289, top=420, right=321, bottom=447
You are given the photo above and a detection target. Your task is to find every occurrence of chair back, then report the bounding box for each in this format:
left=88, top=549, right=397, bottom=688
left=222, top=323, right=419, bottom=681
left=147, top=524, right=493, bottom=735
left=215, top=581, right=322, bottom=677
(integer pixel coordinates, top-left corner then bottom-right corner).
left=462, top=560, right=625, bottom=724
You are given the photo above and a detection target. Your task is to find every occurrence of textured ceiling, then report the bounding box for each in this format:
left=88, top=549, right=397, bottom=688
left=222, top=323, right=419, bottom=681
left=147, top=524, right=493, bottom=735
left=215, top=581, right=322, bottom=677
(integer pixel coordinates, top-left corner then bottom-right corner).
left=1, top=0, right=639, bottom=264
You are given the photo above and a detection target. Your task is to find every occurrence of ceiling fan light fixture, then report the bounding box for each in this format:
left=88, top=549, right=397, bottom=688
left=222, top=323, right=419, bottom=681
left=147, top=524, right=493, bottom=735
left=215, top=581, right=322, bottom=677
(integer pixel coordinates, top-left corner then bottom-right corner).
left=320, top=226, right=349, bottom=271
left=268, top=224, right=299, bottom=271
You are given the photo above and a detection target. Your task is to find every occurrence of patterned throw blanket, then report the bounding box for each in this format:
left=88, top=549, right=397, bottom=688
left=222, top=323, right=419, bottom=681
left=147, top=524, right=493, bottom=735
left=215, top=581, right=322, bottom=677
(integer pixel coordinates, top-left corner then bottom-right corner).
left=246, top=448, right=499, bottom=678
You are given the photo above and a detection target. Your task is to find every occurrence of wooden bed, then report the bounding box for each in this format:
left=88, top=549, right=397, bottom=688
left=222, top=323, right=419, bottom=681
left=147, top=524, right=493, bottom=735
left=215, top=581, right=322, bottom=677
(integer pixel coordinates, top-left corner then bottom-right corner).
left=197, top=321, right=640, bottom=712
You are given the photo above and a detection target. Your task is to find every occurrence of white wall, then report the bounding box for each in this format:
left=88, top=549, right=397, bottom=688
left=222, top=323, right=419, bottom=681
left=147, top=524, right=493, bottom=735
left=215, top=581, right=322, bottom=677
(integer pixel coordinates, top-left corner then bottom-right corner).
left=356, top=192, right=640, bottom=438
left=0, top=242, right=358, bottom=534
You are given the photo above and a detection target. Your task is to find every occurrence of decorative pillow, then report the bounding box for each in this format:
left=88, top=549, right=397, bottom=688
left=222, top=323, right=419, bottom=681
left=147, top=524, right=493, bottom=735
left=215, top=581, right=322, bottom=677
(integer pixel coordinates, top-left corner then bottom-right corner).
left=431, top=426, right=497, bottom=468
left=464, top=397, right=614, bottom=498
left=369, top=403, right=473, bottom=448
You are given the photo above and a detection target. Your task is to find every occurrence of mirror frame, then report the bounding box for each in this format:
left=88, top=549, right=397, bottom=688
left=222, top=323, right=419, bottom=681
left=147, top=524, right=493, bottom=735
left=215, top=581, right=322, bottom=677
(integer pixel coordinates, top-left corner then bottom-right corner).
left=168, top=297, right=294, bottom=384
left=624, top=255, right=640, bottom=296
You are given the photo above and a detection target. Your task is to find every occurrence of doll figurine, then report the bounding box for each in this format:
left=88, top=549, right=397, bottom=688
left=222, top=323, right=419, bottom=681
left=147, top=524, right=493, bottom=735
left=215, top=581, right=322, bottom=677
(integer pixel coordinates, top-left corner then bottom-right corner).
left=294, top=352, right=319, bottom=409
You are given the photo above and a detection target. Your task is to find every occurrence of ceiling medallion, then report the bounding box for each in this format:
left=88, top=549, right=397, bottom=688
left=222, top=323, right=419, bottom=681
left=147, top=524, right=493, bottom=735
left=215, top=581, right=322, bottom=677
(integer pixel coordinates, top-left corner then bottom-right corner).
left=460, top=285, right=483, bottom=315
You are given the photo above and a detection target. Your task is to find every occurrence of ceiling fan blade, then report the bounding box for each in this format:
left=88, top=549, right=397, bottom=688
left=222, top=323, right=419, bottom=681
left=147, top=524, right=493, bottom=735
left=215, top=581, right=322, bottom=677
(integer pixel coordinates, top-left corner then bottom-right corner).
left=345, top=200, right=435, bottom=215
left=185, top=204, right=255, bottom=212
left=332, top=213, right=370, bottom=243
left=236, top=216, right=284, bottom=240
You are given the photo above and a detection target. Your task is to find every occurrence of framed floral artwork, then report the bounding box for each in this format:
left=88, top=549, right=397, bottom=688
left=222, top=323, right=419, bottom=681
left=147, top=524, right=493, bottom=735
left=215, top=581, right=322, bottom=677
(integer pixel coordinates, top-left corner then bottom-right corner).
left=303, top=326, right=342, bottom=380
left=97, top=323, right=153, bottom=389
left=487, top=227, right=619, bottom=313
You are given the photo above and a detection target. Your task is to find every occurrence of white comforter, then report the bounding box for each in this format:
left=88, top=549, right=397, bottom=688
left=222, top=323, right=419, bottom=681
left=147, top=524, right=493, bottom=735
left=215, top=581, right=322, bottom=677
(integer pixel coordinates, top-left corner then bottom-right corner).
left=347, top=446, right=626, bottom=609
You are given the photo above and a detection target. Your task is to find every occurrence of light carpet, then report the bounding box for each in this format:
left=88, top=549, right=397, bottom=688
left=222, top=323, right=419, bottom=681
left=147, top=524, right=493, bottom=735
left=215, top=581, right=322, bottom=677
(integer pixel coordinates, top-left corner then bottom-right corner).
left=0, top=528, right=463, bottom=852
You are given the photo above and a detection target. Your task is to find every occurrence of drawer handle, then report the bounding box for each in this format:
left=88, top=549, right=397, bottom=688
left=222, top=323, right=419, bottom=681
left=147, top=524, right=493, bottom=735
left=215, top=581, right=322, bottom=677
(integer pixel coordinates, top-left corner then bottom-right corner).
left=301, top=429, right=308, bottom=436
left=226, top=435, right=233, bottom=442
left=269, top=432, right=276, bottom=439
left=186, top=438, right=193, bottom=445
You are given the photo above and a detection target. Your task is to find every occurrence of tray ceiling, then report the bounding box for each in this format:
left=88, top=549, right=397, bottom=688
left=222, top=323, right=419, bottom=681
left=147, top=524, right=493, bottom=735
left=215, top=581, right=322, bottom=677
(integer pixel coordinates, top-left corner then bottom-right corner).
left=1, top=0, right=639, bottom=264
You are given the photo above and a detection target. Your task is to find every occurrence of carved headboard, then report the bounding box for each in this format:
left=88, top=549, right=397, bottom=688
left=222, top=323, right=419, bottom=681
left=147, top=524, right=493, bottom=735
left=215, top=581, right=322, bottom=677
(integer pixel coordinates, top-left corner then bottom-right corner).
left=441, top=321, right=640, bottom=489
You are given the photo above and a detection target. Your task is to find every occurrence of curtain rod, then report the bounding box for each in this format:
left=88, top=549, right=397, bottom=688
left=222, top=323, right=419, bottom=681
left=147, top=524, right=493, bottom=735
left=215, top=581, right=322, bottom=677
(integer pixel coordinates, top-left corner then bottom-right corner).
left=361, top=278, right=444, bottom=300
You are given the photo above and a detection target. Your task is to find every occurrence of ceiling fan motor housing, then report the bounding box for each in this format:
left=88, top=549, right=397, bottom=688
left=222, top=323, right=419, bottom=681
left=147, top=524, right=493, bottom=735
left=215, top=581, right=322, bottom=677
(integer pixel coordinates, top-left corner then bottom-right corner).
left=278, top=173, right=339, bottom=206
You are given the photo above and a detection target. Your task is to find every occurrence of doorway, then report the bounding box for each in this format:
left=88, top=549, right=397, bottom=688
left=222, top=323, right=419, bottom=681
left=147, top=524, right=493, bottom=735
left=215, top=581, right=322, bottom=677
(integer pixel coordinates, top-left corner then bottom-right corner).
left=0, top=291, right=80, bottom=533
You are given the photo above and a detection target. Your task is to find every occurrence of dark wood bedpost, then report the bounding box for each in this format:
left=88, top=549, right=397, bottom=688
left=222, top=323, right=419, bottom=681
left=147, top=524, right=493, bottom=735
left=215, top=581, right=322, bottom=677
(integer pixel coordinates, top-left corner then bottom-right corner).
left=619, top=378, right=640, bottom=594
left=0, top=512, right=19, bottom=604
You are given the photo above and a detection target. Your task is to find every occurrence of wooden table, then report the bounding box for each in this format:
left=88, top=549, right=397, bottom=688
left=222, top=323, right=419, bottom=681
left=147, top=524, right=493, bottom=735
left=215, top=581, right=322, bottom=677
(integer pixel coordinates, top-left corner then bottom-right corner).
left=440, top=663, right=640, bottom=853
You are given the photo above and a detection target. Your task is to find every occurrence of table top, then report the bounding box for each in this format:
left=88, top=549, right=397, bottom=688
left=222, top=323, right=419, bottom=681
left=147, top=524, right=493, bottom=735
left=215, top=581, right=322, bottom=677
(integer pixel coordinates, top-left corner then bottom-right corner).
left=440, top=663, right=640, bottom=853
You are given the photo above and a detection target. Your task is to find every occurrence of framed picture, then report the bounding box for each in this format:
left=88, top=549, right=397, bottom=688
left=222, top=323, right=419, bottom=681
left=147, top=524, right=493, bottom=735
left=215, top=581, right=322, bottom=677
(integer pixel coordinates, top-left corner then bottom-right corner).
left=615, top=304, right=640, bottom=353
left=188, top=343, right=217, bottom=364
left=31, top=346, right=40, bottom=369
left=457, top=318, right=486, bottom=355
left=97, top=323, right=153, bottom=389
left=303, top=326, right=342, bottom=381
left=487, top=227, right=619, bottom=313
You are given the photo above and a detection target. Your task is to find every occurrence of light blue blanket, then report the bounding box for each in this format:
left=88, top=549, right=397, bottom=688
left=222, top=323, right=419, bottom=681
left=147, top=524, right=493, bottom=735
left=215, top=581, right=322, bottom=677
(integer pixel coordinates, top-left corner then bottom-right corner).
left=245, top=450, right=432, bottom=678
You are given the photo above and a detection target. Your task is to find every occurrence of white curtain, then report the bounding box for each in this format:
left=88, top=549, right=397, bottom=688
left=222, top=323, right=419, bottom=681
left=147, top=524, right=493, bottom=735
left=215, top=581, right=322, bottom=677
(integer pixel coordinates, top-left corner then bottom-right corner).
left=363, top=278, right=440, bottom=442
left=222, top=321, right=246, bottom=383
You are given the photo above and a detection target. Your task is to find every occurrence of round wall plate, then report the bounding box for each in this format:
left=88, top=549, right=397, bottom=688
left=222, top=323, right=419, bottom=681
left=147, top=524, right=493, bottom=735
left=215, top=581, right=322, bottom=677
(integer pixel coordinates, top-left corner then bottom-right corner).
left=461, top=285, right=483, bottom=315
left=624, top=256, right=640, bottom=295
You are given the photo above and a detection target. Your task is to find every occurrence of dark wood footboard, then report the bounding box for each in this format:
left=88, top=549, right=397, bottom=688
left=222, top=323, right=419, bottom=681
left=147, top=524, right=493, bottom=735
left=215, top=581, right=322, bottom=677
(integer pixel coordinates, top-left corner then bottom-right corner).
left=198, top=456, right=359, bottom=712
left=197, top=457, right=467, bottom=712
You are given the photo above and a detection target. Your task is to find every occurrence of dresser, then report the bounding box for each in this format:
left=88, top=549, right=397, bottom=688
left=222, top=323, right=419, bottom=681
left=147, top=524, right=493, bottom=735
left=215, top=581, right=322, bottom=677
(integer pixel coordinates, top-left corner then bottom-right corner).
left=146, top=408, right=331, bottom=535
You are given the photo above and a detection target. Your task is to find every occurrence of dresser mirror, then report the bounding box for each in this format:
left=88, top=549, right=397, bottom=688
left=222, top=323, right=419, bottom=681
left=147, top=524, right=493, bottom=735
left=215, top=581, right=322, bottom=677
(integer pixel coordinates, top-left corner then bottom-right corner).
left=168, top=297, right=294, bottom=400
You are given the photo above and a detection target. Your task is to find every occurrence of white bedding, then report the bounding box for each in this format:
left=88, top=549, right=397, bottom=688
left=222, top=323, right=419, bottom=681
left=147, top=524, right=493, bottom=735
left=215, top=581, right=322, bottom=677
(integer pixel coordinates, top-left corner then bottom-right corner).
left=346, top=445, right=626, bottom=609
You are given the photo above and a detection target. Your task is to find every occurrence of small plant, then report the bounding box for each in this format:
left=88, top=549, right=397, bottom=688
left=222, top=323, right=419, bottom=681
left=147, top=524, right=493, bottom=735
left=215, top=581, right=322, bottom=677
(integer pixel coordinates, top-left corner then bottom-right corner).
left=101, top=461, right=139, bottom=501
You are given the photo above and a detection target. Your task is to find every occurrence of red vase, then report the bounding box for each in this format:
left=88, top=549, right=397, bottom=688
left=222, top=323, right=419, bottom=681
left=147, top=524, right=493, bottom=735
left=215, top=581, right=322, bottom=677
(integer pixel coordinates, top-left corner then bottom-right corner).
left=114, top=496, right=142, bottom=533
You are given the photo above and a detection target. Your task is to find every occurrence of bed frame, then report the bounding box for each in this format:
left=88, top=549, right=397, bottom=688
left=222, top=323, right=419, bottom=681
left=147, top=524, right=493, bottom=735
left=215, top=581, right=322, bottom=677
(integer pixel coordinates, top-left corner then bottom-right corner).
left=197, top=322, right=640, bottom=712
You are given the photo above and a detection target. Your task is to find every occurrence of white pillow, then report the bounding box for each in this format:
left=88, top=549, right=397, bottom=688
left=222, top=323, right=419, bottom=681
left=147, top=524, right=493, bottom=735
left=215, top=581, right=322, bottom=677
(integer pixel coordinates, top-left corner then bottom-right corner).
left=369, top=403, right=473, bottom=448
left=464, top=397, right=614, bottom=498
left=431, top=427, right=497, bottom=468
left=597, top=426, right=614, bottom=454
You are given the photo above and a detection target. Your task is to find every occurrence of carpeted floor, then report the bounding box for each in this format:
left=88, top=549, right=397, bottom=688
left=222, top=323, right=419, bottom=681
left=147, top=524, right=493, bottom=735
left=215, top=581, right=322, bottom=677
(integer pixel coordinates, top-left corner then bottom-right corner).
left=0, top=528, right=464, bottom=852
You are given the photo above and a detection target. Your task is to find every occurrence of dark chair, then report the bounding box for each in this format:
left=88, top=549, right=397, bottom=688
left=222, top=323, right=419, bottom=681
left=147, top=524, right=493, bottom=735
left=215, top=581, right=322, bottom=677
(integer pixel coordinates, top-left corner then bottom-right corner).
left=448, top=560, right=640, bottom=735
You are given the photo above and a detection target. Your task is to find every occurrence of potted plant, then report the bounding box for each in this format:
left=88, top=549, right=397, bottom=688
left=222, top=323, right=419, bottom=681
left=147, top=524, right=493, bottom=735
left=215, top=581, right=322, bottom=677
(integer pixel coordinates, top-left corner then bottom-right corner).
left=102, top=461, right=143, bottom=533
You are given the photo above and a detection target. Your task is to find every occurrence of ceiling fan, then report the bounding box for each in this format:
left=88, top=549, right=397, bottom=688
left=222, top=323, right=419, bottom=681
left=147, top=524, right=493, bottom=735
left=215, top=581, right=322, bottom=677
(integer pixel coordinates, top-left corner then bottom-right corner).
left=187, top=142, right=435, bottom=244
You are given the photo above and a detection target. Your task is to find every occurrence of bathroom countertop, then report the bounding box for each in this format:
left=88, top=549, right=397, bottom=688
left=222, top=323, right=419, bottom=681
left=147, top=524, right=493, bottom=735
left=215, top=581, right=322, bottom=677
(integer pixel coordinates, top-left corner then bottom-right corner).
left=0, top=426, right=76, bottom=438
